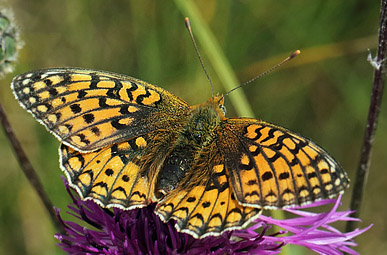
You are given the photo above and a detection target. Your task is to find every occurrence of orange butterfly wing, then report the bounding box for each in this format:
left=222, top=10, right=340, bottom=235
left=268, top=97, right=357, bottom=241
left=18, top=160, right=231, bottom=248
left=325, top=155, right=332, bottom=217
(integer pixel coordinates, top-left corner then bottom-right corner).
left=60, top=131, right=175, bottom=209
left=12, top=68, right=189, bottom=152
left=155, top=143, right=261, bottom=238
left=217, top=118, right=350, bottom=209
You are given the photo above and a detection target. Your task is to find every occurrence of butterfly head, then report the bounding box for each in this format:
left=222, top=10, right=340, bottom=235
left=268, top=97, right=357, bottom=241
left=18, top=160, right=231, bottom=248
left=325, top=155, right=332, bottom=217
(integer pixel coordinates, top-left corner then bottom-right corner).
left=211, top=94, right=226, bottom=117
left=191, top=95, right=226, bottom=119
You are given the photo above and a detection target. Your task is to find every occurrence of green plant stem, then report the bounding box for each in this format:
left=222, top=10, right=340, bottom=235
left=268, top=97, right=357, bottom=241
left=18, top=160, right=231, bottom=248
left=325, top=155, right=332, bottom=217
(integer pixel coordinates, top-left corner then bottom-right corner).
left=0, top=101, right=65, bottom=234
left=346, top=0, right=386, bottom=233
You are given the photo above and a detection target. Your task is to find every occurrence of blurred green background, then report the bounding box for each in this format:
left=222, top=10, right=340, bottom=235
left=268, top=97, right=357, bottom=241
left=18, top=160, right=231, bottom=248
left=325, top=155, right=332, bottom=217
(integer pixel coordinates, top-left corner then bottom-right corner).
left=0, top=0, right=385, bottom=254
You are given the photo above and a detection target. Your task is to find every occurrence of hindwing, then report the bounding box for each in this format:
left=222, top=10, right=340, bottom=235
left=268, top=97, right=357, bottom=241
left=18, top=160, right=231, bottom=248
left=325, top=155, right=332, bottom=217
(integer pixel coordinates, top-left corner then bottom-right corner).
left=60, top=130, right=177, bottom=209
left=155, top=142, right=261, bottom=238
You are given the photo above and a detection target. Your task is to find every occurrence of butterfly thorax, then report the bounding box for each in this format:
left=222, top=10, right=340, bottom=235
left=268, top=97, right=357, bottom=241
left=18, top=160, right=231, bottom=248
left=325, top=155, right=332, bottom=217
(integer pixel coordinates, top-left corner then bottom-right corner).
left=156, top=96, right=226, bottom=197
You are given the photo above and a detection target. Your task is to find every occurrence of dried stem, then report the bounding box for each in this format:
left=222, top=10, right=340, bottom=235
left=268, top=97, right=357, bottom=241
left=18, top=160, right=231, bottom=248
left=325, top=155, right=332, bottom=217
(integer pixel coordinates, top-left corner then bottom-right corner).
left=0, top=102, right=65, bottom=234
left=346, top=0, right=387, bottom=232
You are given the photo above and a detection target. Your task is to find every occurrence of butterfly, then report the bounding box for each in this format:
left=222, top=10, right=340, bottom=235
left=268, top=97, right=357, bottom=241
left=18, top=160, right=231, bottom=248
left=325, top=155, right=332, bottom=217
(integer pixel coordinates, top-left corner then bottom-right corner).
left=11, top=68, right=349, bottom=238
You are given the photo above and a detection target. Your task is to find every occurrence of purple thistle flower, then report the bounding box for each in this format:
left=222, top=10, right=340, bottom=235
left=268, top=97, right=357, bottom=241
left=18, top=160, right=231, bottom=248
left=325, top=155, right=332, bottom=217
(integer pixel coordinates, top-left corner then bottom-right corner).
left=258, top=199, right=372, bottom=255
left=55, top=178, right=371, bottom=255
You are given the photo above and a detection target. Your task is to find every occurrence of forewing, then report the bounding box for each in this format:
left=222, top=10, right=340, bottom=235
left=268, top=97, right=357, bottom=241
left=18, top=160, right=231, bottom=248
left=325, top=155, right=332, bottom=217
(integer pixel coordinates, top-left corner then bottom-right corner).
left=60, top=131, right=173, bottom=209
left=217, top=118, right=349, bottom=209
left=155, top=143, right=261, bottom=238
left=12, top=68, right=189, bottom=152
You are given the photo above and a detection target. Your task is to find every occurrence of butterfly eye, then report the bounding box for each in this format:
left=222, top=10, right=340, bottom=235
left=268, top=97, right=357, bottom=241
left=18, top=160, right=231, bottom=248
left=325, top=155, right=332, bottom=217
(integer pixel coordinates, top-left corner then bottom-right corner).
left=220, top=104, right=226, bottom=115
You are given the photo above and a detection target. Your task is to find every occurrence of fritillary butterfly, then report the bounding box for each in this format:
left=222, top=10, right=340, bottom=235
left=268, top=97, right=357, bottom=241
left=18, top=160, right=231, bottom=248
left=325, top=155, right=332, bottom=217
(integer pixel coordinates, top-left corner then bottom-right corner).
left=12, top=68, right=349, bottom=238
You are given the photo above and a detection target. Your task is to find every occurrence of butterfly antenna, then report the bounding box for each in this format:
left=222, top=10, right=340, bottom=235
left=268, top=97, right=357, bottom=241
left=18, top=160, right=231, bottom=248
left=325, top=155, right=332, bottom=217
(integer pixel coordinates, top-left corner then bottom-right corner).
left=225, top=50, right=301, bottom=97
left=185, top=17, right=214, bottom=97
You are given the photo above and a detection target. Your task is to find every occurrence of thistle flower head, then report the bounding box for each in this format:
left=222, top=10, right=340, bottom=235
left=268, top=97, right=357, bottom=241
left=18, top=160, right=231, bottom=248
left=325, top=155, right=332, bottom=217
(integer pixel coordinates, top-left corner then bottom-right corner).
left=55, top=178, right=371, bottom=255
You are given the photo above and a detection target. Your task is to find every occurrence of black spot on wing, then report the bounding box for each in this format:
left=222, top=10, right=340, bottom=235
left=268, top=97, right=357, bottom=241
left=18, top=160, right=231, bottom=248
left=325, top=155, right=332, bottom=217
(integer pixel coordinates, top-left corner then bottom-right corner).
left=83, top=113, right=95, bottom=124
left=122, top=175, right=129, bottom=182
left=202, top=201, right=211, bottom=208
left=187, top=197, right=196, bottom=203
left=44, top=79, right=53, bottom=86
left=105, top=169, right=114, bottom=176
left=70, top=104, right=82, bottom=114
left=91, top=127, right=100, bottom=136
left=48, top=88, right=58, bottom=96
left=77, top=90, right=87, bottom=99
left=279, top=172, right=290, bottom=180
left=261, top=171, right=273, bottom=182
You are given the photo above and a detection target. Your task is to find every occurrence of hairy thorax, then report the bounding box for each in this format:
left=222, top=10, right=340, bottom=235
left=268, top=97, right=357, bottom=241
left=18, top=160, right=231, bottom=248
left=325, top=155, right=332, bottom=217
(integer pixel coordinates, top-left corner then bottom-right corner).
left=156, top=96, right=225, bottom=196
